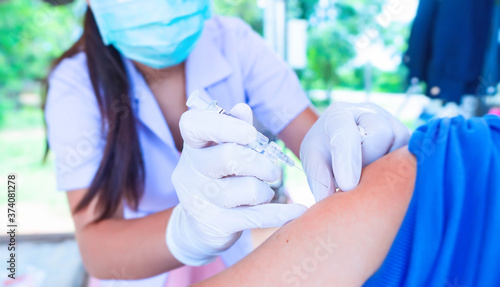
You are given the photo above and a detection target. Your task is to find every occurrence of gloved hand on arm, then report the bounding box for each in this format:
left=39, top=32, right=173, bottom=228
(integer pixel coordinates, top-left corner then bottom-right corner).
left=300, top=102, right=410, bottom=202
left=167, top=103, right=307, bottom=266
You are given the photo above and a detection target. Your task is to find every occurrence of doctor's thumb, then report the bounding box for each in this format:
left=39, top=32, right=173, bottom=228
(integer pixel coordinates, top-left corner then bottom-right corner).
left=330, top=138, right=362, bottom=192
left=229, top=103, right=254, bottom=125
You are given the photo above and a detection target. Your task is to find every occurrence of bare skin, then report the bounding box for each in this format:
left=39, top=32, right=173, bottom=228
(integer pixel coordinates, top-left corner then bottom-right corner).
left=66, top=56, right=319, bottom=279
left=134, top=61, right=188, bottom=152
left=195, top=147, right=417, bottom=287
left=68, top=191, right=179, bottom=279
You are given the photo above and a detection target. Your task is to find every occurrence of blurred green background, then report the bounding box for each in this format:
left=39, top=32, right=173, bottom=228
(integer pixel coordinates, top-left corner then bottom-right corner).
left=0, top=0, right=419, bottom=234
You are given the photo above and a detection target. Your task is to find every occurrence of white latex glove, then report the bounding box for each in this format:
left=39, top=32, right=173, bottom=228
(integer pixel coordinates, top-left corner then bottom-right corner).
left=167, top=103, right=307, bottom=266
left=300, top=102, right=410, bottom=202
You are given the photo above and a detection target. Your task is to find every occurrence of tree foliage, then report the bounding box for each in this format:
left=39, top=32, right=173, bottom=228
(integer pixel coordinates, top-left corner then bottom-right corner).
left=0, top=0, right=411, bottom=107
left=304, top=0, right=410, bottom=94
left=213, top=0, right=264, bottom=33
left=288, top=0, right=320, bottom=20
left=307, top=24, right=355, bottom=92
left=0, top=0, right=80, bottom=98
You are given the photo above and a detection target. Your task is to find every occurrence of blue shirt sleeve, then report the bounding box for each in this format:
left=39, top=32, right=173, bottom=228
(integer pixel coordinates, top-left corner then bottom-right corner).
left=364, top=115, right=500, bottom=286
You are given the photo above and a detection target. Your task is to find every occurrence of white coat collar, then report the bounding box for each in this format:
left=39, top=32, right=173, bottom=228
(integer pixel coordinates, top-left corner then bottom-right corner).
left=122, top=17, right=233, bottom=148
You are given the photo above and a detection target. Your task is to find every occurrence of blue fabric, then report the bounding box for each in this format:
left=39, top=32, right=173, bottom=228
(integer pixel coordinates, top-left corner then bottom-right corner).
left=364, top=115, right=500, bottom=286
left=405, top=0, right=493, bottom=103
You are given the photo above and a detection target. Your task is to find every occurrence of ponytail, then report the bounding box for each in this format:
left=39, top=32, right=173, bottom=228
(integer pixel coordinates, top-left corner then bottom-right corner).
left=45, top=8, right=145, bottom=221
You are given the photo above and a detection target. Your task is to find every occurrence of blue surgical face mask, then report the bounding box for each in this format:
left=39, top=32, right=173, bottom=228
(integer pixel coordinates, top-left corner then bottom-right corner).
left=89, top=0, right=211, bottom=69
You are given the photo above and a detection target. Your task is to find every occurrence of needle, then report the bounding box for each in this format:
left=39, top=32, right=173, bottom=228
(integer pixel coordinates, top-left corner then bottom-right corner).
left=292, top=164, right=329, bottom=189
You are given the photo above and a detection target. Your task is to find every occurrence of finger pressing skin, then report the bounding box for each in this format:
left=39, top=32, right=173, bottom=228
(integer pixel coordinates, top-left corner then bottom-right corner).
left=325, top=111, right=363, bottom=192
left=358, top=113, right=394, bottom=166
left=300, top=132, right=336, bottom=202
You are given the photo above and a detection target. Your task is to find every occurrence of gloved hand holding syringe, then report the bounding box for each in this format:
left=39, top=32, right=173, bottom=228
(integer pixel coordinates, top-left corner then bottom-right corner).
left=187, top=90, right=307, bottom=174
left=168, top=90, right=309, bottom=266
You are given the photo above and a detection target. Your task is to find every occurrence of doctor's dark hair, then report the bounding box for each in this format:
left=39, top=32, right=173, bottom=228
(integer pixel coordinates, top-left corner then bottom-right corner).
left=45, top=8, right=144, bottom=221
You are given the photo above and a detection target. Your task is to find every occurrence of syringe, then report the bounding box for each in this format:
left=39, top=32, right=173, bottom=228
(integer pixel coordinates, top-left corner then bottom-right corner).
left=186, top=90, right=303, bottom=171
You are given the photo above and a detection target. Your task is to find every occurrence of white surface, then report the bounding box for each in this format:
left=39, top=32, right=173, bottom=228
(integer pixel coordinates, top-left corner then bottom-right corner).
left=287, top=19, right=308, bottom=69
left=309, top=90, right=430, bottom=122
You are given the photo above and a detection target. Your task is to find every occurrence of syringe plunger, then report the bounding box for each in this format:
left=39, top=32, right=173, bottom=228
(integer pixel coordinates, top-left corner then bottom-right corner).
left=186, top=90, right=298, bottom=169
left=186, top=90, right=213, bottom=110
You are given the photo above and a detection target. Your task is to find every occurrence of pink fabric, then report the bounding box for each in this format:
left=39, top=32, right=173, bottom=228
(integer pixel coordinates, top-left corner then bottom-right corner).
left=489, top=108, right=500, bottom=116
left=88, top=276, right=100, bottom=287
left=87, top=257, right=225, bottom=287
left=164, top=257, right=226, bottom=287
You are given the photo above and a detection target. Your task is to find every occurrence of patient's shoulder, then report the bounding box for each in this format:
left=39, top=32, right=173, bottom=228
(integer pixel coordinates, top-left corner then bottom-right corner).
left=292, top=147, right=416, bottom=285
left=360, top=147, right=416, bottom=199
left=313, top=147, right=416, bottom=222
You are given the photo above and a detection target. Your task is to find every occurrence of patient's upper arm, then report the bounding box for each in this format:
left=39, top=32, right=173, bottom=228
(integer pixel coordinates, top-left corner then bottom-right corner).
left=197, top=147, right=416, bottom=287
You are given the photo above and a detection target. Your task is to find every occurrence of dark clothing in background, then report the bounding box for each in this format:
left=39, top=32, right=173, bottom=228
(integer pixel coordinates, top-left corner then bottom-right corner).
left=405, top=0, right=493, bottom=103
left=480, top=2, right=500, bottom=94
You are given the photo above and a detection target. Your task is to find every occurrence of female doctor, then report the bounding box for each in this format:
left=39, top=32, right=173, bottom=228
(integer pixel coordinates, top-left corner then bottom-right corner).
left=44, top=0, right=410, bottom=286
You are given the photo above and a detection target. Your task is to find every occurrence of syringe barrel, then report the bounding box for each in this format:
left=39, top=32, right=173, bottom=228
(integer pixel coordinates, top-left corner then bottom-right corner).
left=187, top=90, right=232, bottom=115
left=186, top=90, right=212, bottom=110
left=264, top=141, right=295, bottom=167
left=187, top=90, right=296, bottom=167
left=247, top=132, right=269, bottom=153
